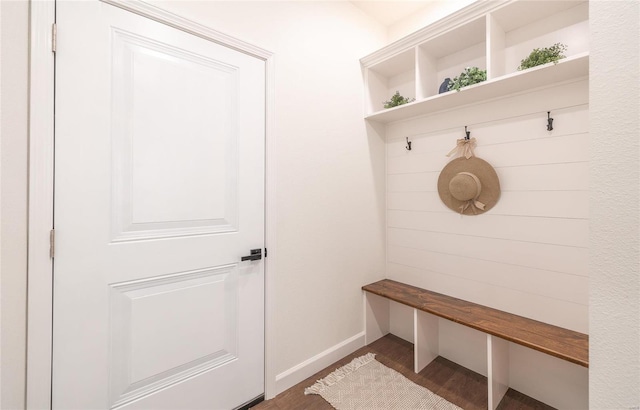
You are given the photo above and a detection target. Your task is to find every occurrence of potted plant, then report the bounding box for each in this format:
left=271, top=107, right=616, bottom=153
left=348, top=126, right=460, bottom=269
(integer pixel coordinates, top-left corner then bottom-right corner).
left=518, top=43, right=567, bottom=71
left=383, top=91, right=415, bottom=109
left=447, top=67, right=487, bottom=92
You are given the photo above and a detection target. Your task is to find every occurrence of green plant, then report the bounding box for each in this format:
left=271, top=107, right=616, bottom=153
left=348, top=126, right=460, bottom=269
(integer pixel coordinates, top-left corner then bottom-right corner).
left=518, top=43, right=567, bottom=71
left=383, top=91, right=415, bottom=109
left=447, top=67, right=487, bottom=92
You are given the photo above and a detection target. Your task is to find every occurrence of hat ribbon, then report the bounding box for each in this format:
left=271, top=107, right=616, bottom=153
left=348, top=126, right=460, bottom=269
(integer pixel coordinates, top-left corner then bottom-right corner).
left=457, top=172, right=485, bottom=215
left=446, top=138, right=476, bottom=159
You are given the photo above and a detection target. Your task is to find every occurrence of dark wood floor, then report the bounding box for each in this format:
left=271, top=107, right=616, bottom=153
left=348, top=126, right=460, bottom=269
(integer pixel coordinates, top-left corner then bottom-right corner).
left=252, top=334, right=555, bottom=410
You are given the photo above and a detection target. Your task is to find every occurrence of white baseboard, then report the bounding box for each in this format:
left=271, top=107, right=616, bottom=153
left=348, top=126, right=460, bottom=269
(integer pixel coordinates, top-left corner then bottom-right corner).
left=274, top=332, right=366, bottom=395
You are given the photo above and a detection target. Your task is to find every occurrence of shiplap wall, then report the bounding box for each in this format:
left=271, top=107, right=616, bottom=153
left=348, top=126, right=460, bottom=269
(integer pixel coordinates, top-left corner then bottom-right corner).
left=385, top=78, right=589, bottom=334
left=382, top=79, right=590, bottom=408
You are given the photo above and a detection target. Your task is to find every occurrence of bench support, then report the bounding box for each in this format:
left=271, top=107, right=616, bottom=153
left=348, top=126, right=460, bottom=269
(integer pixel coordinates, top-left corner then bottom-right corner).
left=487, top=335, right=510, bottom=410
left=414, top=309, right=439, bottom=373
left=363, top=292, right=389, bottom=345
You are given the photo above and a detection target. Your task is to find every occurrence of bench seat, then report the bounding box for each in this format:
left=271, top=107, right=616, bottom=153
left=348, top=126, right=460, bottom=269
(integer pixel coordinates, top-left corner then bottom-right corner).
left=362, top=279, right=588, bottom=367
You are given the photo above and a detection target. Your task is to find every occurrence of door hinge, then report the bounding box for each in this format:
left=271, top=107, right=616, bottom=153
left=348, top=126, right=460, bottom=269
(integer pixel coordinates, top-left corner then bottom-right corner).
left=49, top=229, right=55, bottom=259
left=265, top=248, right=268, bottom=258
left=52, top=23, right=57, bottom=53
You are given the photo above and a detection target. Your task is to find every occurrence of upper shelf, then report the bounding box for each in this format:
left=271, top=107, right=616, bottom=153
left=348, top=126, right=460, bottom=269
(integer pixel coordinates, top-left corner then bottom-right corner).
left=365, top=52, right=588, bottom=124
left=361, top=0, right=589, bottom=123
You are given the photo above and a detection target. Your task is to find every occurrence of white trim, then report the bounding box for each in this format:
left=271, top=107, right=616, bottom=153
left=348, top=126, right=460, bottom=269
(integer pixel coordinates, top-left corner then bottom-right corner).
left=274, top=332, right=366, bottom=395
left=26, top=1, right=56, bottom=408
left=26, top=1, right=276, bottom=408
left=264, top=55, right=278, bottom=400
left=101, top=0, right=272, bottom=60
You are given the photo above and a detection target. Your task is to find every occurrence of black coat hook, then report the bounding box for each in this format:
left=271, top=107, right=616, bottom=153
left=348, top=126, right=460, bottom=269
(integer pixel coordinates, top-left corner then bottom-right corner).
left=405, top=137, right=412, bottom=151
left=464, top=126, right=471, bottom=140
left=547, top=111, right=554, bottom=131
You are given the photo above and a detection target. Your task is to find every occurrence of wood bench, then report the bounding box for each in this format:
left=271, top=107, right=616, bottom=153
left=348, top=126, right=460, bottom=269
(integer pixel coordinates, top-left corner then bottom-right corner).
left=362, top=279, right=589, bottom=409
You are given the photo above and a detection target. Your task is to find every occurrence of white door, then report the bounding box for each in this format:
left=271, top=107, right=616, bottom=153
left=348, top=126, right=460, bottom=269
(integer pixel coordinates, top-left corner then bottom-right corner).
left=53, top=2, right=265, bottom=409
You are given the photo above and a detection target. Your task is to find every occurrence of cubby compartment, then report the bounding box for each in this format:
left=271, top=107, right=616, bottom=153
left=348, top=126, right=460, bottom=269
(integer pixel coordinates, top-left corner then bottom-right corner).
left=488, top=0, right=589, bottom=78
left=365, top=48, right=416, bottom=115
left=417, top=16, right=486, bottom=99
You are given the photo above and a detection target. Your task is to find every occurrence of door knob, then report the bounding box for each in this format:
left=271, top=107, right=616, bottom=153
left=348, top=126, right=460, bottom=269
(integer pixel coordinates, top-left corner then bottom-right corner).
left=241, top=249, right=262, bottom=261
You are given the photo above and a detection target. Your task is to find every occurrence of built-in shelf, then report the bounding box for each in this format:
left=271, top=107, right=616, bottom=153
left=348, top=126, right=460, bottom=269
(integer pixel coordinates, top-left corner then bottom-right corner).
left=365, top=52, right=588, bottom=124
left=361, top=0, right=589, bottom=124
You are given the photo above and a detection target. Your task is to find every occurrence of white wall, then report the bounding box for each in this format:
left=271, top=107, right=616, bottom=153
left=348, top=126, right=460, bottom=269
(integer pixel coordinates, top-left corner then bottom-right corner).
left=385, top=82, right=589, bottom=333
left=589, top=1, right=640, bottom=408
left=387, top=0, right=476, bottom=42
left=147, top=0, right=388, bottom=391
left=0, top=1, right=29, bottom=409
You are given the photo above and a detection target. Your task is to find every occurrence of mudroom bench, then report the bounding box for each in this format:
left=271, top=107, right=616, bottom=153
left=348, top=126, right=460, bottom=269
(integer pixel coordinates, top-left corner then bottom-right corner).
left=362, top=279, right=588, bottom=409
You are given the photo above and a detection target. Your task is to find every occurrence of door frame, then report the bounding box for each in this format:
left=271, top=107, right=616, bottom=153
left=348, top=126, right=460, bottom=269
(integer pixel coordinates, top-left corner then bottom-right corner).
left=26, top=1, right=277, bottom=408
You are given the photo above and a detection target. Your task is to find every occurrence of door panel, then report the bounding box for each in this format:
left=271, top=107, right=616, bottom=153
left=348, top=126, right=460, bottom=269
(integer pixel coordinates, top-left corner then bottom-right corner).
left=53, top=2, right=265, bottom=409
left=111, top=28, right=240, bottom=240
left=108, top=265, right=240, bottom=407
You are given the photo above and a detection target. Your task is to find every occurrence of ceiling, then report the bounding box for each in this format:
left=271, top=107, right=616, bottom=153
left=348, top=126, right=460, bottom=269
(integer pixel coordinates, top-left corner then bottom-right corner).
left=350, top=1, right=433, bottom=26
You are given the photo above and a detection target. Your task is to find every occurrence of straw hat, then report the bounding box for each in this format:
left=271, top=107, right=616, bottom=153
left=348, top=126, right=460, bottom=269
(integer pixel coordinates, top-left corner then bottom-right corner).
left=437, top=157, right=500, bottom=215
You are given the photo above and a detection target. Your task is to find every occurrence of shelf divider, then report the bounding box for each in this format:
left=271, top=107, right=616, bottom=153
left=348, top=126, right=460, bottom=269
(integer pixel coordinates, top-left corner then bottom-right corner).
left=487, top=13, right=506, bottom=80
